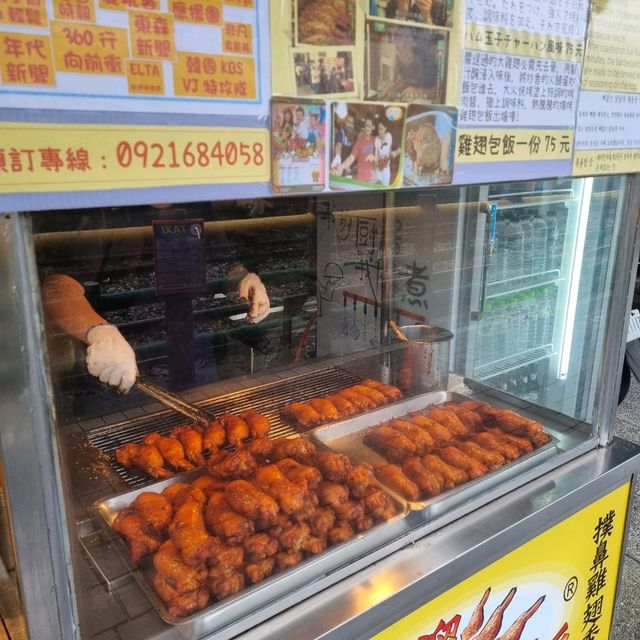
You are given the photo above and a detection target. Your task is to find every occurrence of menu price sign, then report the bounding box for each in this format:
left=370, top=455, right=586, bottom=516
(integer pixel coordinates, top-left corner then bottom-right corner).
left=453, top=0, right=589, bottom=185
left=152, top=218, right=206, bottom=295
left=0, top=122, right=269, bottom=193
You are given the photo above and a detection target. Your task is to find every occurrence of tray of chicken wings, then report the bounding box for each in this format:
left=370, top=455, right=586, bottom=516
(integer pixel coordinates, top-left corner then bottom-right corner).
left=96, top=435, right=409, bottom=638
left=310, top=391, right=558, bottom=511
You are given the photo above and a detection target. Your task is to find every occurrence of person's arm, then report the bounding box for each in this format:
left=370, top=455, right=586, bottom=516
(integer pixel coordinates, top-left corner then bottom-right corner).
left=42, top=274, right=138, bottom=392
left=227, top=266, right=270, bottom=324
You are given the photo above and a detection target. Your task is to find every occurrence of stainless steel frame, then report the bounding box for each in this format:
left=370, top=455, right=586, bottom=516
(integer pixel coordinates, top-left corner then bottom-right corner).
left=0, top=175, right=638, bottom=639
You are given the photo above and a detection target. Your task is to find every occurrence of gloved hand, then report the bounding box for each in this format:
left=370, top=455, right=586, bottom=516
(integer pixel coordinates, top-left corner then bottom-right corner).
left=86, top=324, right=138, bottom=393
left=330, top=154, right=342, bottom=169
left=238, top=273, right=270, bottom=324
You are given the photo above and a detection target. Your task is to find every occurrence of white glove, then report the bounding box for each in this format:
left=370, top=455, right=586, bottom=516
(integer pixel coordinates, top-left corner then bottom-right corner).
left=330, top=154, right=342, bottom=169
left=238, top=273, right=270, bottom=324
left=86, top=324, right=138, bottom=393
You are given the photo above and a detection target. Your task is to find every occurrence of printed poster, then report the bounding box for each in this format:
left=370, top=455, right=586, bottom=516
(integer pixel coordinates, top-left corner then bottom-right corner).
left=374, top=482, right=631, bottom=640
left=0, top=0, right=270, bottom=115
left=573, top=0, right=640, bottom=176
left=271, top=97, right=325, bottom=193
left=403, top=104, right=456, bottom=187
left=330, top=101, right=405, bottom=190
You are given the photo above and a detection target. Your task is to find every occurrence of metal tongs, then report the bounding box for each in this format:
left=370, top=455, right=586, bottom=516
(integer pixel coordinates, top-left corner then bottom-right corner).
left=134, top=377, right=212, bottom=428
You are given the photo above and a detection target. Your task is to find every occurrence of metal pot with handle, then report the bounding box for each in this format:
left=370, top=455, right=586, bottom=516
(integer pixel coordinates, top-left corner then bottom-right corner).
left=389, top=321, right=454, bottom=393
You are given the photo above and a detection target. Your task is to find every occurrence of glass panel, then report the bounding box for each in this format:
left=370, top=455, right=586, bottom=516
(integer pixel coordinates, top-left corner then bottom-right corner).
left=463, top=176, right=626, bottom=427
left=29, top=175, right=629, bottom=637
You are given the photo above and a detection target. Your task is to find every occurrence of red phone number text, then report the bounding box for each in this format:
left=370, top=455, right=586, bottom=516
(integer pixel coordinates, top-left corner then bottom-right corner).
left=115, top=139, right=265, bottom=169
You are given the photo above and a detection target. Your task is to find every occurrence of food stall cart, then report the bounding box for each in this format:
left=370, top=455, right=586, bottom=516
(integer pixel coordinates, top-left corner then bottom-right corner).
left=2, top=1, right=640, bottom=640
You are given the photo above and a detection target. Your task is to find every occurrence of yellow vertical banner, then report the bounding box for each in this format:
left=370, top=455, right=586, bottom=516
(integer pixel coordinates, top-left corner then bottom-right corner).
left=373, top=483, right=630, bottom=640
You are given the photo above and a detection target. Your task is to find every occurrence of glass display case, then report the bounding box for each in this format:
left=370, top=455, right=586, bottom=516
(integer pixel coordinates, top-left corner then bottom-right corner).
left=1, top=174, right=639, bottom=640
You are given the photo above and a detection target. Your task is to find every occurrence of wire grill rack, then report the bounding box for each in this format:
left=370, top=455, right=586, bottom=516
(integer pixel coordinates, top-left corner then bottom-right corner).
left=86, top=367, right=362, bottom=489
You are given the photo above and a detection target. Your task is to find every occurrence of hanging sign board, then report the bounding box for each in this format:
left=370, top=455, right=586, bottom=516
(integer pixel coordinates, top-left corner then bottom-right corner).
left=373, top=482, right=630, bottom=640
left=0, top=122, right=269, bottom=193
left=152, top=218, right=206, bottom=295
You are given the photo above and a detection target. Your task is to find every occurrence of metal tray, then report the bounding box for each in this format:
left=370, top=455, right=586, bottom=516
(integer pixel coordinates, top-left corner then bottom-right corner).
left=310, top=390, right=560, bottom=511
left=94, top=458, right=410, bottom=639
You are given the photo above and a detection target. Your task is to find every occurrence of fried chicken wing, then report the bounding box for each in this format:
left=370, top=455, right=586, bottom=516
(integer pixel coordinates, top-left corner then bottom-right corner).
left=254, top=465, right=307, bottom=515
left=152, top=572, right=209, bottom=618
left=202, top=419, right=226, bottom=453
left=333, top=499, right=365, bottom=523
left=386, top=419, right=435, bottom=454
left=245, top=557, right=276, bottom=584
left=276, top=550, right=304, bottom=571
left=354, top=514, right=374, bottom=532
left=281, top=402, right=322, bottom=429
left=277, top=521, right=311, bottom=553
left=206, top=571, right=245, bottom=601
left=422, top=454, right=468, bottom=487
left=115, top=443, right=173, bottom=479
left=152, top=540, right=207, bottom=593
left=438, top=447, right=488, bottom=480
left=308, top=398, right=340, bottom=421
left=115, top=442, right=140, bottom=468
left=276, top=458, right=322, bottom=490
left=455, top=440, right=505, bottom=470
left=240, top=409, right=271, bottom=440
left=471, top=432, right=520, bottom=461
left=375, top=464, right=421, bottom=501
left=208, top=449, right=258, bottom=481
left=317, top=481, right=349, bottom=509
left=345, top=462, right=377, bottom=498
left=204, top=493, right=254, bottom=546
left=191, top=475, right=226, bottom=498
left=443, top=404, right=484, bottom=431
left=406, top=413, right=455, bottom=446
left=335, top=388, right=376, bottom=410
left=113, top=509, right=162, bottom=562
left=324, top=394, right=358, bottom=418
left=486, top=409, right=551, bottom=447
left=459, top=400, right=492, bottom=414
left=143, top=433, right=194, bottom=471
left=162, top=483, right=206, bottom=509
left=244, top=532, right=278, bottom=562
left=131, top=491, right=174, bottom=533
left=312, top=451, right=352, bottom=483
left=402, top=457, right=444, bottom=498
left=307, top=507, right=336, bottom=538
left=361, top=488, right=398, bottom=521
left=350, top=384, right=388, bottom=407
left=221, top=414, right=250, bottom=449
left=328, top=521, right=355, bottom=544
left=170, top=426, right=205, bottom=467
left=305, top=535, right=327, bottom=555
left=364, top=425, right=417, bottom=462
left=271, top=437, right=317, bottom=463
left=422, top=408, right=469, bottom=437
left=224, top=479, right=280, bottom=525
left=169, top=500, right=220, bottom=566
left=246, top=438, right=275, bottom=462
left=361, top=379, right=403, bottom=402
left=485, top=427, right=534, bottom=454
left=207, top=544, right=244, bottom=575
